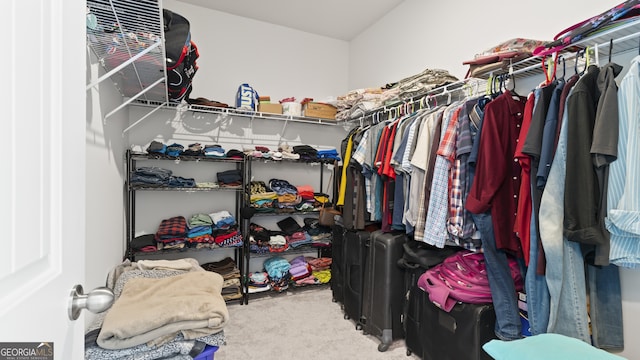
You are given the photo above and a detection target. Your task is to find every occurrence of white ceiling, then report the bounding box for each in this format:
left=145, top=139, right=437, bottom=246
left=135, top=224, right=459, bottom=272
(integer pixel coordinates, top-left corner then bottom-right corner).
left=175, top=0, right=405, bottom=40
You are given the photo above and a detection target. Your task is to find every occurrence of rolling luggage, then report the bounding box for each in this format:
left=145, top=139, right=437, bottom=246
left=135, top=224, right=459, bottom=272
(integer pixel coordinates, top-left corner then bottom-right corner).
left=330, top=222, right=346, bottom=305
left=403, top=281, right=426, bottom=357
left=342, top=230, right=370, bottom=329
left=360, top=230, right=407, bottom=352
left=398, top=241, right=459, bottom=357
left=421, top=299, right=497, bottom=360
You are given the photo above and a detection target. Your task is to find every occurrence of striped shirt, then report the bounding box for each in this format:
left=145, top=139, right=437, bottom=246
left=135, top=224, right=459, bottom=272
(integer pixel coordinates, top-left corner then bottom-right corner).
left=607, top=55, right=640, bottom=268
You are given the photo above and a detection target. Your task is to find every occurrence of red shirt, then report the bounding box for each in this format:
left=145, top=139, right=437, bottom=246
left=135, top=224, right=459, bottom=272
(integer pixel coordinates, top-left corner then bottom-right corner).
left=465, top=90, right=526, bottom=256
left=513, top=93, right=536, bottom=265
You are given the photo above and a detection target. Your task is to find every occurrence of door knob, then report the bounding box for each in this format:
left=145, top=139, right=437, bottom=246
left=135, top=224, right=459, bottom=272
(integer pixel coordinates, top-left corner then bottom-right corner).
left=68, top=284, right=114, bottom=320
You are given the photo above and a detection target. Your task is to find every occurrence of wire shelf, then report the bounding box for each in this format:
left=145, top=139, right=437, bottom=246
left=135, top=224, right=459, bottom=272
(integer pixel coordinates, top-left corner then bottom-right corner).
left=87, top=0, right=168, bottom=120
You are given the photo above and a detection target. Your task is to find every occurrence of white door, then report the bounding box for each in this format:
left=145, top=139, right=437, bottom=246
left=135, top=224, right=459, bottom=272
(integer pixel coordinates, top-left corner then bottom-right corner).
left=0, top=0, right=86, bottom=359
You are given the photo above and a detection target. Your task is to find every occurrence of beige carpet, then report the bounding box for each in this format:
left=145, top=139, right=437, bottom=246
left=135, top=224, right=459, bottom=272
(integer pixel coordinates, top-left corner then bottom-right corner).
left=215, top=286, right=420, bottom=359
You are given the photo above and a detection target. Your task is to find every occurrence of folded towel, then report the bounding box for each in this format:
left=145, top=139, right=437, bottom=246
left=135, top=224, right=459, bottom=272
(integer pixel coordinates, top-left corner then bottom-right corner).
left=97, top=271, right=228, bottom=350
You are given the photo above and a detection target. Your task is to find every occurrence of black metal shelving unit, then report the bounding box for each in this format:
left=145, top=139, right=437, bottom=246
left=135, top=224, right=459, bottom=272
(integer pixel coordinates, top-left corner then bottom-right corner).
left=125, top=149, right=247, bottom=303
left=242, top=157, right=337, bottom=304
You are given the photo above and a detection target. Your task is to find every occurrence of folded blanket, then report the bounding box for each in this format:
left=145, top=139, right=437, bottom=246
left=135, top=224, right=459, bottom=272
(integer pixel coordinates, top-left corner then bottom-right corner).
left=97, top=271, right=228, bottom=350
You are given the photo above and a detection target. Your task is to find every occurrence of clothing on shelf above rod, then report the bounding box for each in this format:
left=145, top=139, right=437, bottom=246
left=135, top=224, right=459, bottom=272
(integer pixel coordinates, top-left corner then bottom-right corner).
left=484, top=18, right=640, bottom=80
left=347, top=77, right=488, bottom=126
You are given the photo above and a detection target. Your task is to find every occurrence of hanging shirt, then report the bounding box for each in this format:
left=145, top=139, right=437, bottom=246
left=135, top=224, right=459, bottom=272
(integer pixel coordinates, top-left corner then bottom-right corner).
left=452, top=98, right=481, bottom=246
left=607, top=55, right=640, bottom=268
left=336, top=133, right=355, bottom=206
left=422, top=104, right=463, bottom=248
left=537, top=79, right=566, bottom=189
left=411, top=110, right=444, bottom=240
left=466, top=90, right=526, bottom=256
left=564, top=63, right=621, bottom=266
left=513, top=92, right=536, bottom=265
left=522, top=83, right=555, bottom=271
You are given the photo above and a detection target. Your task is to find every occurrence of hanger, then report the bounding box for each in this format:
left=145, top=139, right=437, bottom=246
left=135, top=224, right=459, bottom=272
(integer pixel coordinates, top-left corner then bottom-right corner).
left=574, top=47, right=591, bottom=75
left=490, top=74, right=500, bottom=98
left=541, top=53, right=558, bottom=85
left=557, top=55, right=566, bottom=80
left=608, top=38, right=613, bottom=63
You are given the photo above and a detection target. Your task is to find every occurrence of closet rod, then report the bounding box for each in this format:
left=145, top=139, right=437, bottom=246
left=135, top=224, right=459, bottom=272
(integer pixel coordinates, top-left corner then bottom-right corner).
left=593, top=29, right=640, bottom=65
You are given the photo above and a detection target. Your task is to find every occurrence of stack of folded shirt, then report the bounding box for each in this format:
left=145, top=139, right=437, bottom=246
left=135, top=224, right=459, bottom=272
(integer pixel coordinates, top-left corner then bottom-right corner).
left=317, top=149, right=340, bottom=161
left=209, top=210, right=236, bottom=229
left=204, top=144, right=226, bottom=157
left=278, top=144, right=300, bottom=160
left=154, top=216, right=188, bottom=250
left=201, top=257, right=243, bottom=301
left=167, top=175, right=196, bottom=188
left=186, top=213, right=214, bottom=246
left=289, top=256, right=312, bottom=282
left=130, top=234, right=157, bottom=253
left=249, top=223, right=271, bottom=254
left=217, top=169, right=242, bottom=187
left=225, top=149, right=244, bottom=159
left=287, top=231, right=312, bottom=249
left=130, top=167, right=172, bottom=187
left=146, top=140, right=167, bottom=154
left=268, top=233, right=289, bottom=253
left=294, top=185, right=316, bottom=212
left=313, top=269, right=331, bottom=284
left=264, top=256, right=291, bottom=281
left=292, top=145, right=318, bottom=161
left=296, top=185, right=315, bottom=202
left=181, top=143, right=204, bottom=156
left=269, top=179, right=300, bottom=210
left=303, top=218, right=332, bottom=247
left=247, top=272, right=271, bottom=293
left=165, top=143, right=184, bottom=156
left=250, top=181, right=277, bottom=212
left=213, top=227, right=243, bottom=247
left=307, top=257, right=332, bottom=271
left=207, top=210, right=243, bottom=247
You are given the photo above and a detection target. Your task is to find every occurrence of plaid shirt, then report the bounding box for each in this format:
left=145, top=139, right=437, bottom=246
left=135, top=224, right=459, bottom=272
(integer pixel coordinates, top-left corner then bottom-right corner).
left=155, top=216, right=188, bottom=239
left=413, top=109, right=445, bottom=241
left=449, top=99, right=480, bottom=248
left=422, top=104, right=462, bottom=248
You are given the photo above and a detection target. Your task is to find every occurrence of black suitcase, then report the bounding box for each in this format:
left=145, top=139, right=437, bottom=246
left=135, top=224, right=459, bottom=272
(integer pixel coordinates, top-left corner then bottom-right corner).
left=361, top=230, right=407, bottom=352
left=421, top=299, right=497, bottom=360
left=398, top=241, right=459, bottom=358
left=330, top=223, right=346, bottom=305
left=403, top=280, right=426, bottom=358
left=343, top=230, right=370, bottom=329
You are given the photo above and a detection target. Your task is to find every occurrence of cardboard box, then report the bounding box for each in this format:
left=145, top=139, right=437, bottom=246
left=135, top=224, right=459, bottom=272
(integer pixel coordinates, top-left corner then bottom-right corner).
left=258, top=103, right=283, bottom=115
left=303, top=102, right=337, bottom=120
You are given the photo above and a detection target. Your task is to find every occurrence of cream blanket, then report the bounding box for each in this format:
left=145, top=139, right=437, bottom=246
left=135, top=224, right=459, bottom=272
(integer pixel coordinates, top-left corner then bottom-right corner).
left=97, top=271, right=229, bottom=350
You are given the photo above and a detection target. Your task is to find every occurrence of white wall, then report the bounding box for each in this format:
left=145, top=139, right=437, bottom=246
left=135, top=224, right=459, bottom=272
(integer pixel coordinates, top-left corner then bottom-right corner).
left=349, top=0, right=623, bottom=88
left=164, top=0, right=349, bottom=105
left=85, top=52, right=129, bottom=327
left=350, top=2, right=639, bottom=358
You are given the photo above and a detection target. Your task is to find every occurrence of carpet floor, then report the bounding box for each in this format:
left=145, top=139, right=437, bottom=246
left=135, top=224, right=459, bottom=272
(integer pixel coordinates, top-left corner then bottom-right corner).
left=215, top=286, right=420, bottom=359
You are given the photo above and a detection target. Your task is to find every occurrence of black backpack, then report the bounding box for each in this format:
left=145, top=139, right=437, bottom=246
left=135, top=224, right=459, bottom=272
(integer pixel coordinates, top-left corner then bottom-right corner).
left=163, top=9, right=199, bottom=102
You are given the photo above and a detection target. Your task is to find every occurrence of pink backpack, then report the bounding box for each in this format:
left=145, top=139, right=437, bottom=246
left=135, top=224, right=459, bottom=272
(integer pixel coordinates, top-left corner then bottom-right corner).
left=417, top=251, right=523, bottom=312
